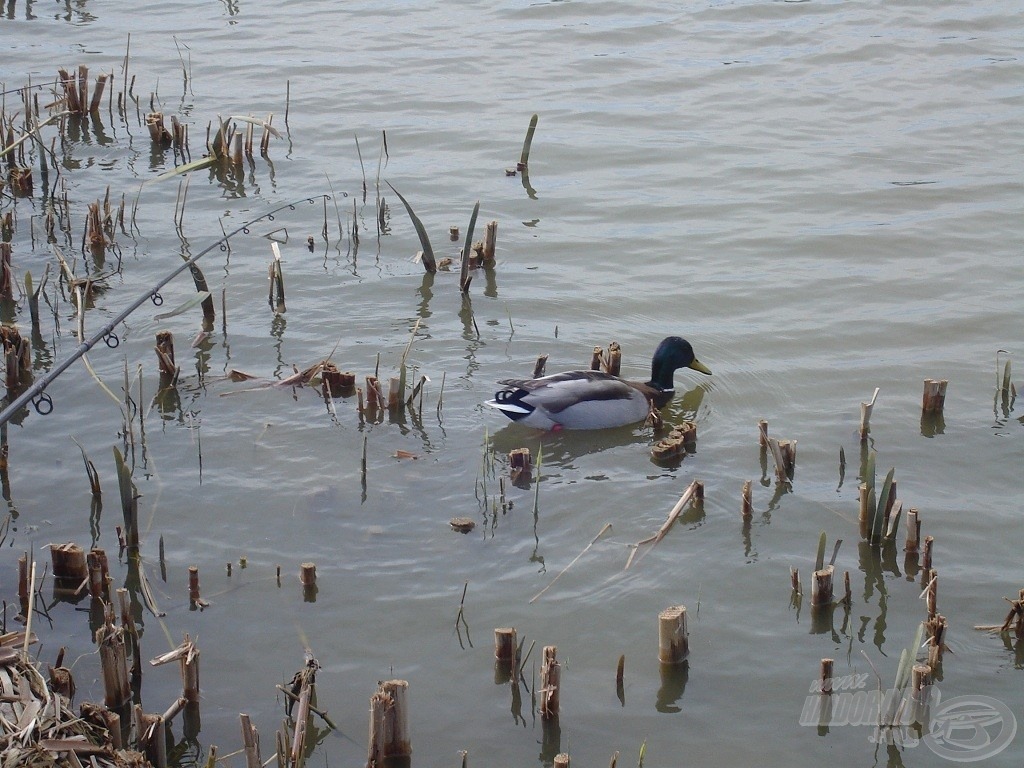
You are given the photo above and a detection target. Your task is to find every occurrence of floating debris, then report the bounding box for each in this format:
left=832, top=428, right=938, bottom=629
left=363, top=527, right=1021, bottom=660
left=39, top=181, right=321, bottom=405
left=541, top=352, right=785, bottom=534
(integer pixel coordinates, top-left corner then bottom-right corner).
left=450, top=517, right=475, bottom=533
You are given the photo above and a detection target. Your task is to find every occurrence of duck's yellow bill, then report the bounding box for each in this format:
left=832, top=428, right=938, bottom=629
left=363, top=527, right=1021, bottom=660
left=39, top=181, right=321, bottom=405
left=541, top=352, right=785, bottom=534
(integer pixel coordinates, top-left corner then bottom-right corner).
left=689, top=359, right=712, bottom=375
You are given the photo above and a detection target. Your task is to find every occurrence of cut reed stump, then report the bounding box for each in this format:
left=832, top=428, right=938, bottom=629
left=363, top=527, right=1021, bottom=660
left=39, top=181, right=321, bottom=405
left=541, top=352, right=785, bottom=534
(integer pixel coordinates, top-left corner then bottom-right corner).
left=320, top=362, right=355, bottom=397
left=8, top=167, right=32, bottom=196
left=554, top=754, right=570, bottom=768
left=540, top=646, right=560, bottom=719
left=50, top=542, right=88, bottom=593
left=650, top=421, right=697, bottom=462
left=810, top=566, right=834, bottom=608
left=921, top=379, right=948, bottom=413
left=494, top=627, right=517, bottom=682
left=146, top=112, right=172, bottom=146
left=482, top=220, right=498, bottom=264
left=905, top=508, right=921, bottom=555
left=367, top=679, right=411, bottom=767
left=911, top=663, right=933, bottom=723
left=88, top=548, right=111, bottom=600
left=926, top=614, right=948, bottom=670
left=509, top=447, right=532, bottom=485
left=741, top=480, right=753, bottom=520
left=494, top=627, right=517, bottom=662
left=820, top=658, right=834, bottom=694
left=1, top=324, right=32, bottom=395
left=18, top=552, right=30, bottom=614
left=300, top=562, right=317, bottom=586
left=658, top=605, right=689, bottom=663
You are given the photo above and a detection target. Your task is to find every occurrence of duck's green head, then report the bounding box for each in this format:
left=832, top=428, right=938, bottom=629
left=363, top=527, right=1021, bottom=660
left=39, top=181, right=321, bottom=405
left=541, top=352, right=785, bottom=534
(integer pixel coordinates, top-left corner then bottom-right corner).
left=649, top=336, right=712, bottom=390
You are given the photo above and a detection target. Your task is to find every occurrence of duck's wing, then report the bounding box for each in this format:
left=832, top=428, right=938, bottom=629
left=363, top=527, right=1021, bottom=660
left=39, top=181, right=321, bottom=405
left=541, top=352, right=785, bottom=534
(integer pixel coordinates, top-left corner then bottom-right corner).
left=496, top=370, right=638, bottom=414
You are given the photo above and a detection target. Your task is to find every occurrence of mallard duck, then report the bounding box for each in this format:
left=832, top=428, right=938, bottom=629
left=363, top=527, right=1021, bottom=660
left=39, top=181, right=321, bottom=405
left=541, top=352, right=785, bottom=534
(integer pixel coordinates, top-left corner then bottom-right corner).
left=485, top=336, right=711, bottom=430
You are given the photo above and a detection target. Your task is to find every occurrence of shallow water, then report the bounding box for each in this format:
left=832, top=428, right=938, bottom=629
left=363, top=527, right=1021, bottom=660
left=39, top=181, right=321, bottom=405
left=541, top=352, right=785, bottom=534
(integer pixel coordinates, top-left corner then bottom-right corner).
left=1, top=0, right=1022, bottom=765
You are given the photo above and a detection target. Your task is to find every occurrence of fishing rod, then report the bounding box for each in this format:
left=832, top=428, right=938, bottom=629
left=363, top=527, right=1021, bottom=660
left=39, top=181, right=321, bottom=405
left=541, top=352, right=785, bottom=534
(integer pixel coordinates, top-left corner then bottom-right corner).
left=0, top=194, right=332, bottom=428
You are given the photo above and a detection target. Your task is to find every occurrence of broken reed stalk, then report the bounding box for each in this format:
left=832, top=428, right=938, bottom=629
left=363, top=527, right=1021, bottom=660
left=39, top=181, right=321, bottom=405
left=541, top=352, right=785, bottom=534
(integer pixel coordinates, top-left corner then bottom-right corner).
left=150, top=635, right=201, bottom=703
left=925, top=569, right=938, bottom=618
left=86, top=201, right=107, bottom=251
left=240, top=714, right=261, bottom=768
left=1, top=325, right=31, bottom=396
left=741, top=480, right=753, bottom=519
left=921, top=379, right=948, bottom=413
left=268, top=242, right=286, bottom=314
left=113, top=446, right=140, bottom=551
left=757, top=419, right=769, bottom=448
left=155, top=330, right=176, bottom=377
left=135, top=706, right=168, bottom=768
left=96, top=603, right=131, bottom=708
left=658, top=605, right=689, bottom=664
left=367, top=679, right=411, bottom=767
left=603, top=342, right=621, bottom=376
left=16, top=552, right=28, bottom=610
left=518, top=113, right=539, bottom=169
left=922, top=535, right=934, bottom=574
left=533, top=354, right=548, bottom=378
left=859, top=387, right=880, bottom=440
left=996, top=589, right=1024, bottom=637
left=0, top=243, right=12, bottom=299
left=540, top=646, right=560, bottom=719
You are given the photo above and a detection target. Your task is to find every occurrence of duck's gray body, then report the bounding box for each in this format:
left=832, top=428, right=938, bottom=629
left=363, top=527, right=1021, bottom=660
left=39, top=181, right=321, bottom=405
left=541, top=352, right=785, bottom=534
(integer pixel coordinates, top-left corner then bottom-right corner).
left=485, top=336, right=712, bottom=431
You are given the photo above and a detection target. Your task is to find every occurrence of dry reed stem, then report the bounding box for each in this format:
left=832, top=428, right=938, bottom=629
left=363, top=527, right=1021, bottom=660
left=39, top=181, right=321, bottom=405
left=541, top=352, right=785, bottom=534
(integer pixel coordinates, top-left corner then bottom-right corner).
left=530, top=522, right=612, bottom=603
left=625, top=480, right=701, bottom=569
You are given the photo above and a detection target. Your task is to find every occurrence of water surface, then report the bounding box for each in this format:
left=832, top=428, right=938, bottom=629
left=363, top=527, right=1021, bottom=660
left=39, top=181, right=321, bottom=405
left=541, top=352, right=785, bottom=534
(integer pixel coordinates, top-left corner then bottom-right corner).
left=1, top=1, right=1021, bottom=765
